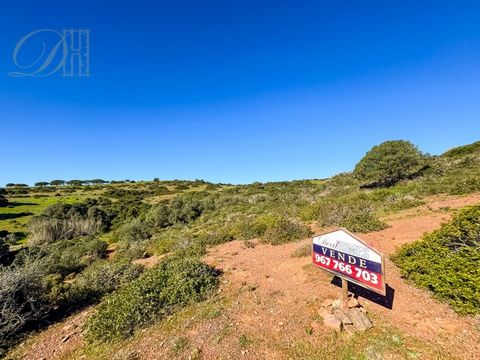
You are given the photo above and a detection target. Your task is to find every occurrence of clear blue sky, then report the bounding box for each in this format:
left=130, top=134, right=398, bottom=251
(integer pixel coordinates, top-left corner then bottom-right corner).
left=1, top=1, right=480, bottom=185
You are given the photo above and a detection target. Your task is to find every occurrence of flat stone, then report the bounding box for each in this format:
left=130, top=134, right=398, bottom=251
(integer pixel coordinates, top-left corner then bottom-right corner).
left=333, top=309, right=353, bottom=326
left=347, top=297, right=359, bottom=308
left=323, top=314, right=342, bottom=332
left=321, top=298, right=335, bottom=308
left=347, top=308, right=373, bottom=332
left=311, top=321, right=322, bottom=333
left=318, top=307, right=331, bottom=318
left=331, top=299, right=341, bottom=309
left=343, top=324, right=356, bottom=337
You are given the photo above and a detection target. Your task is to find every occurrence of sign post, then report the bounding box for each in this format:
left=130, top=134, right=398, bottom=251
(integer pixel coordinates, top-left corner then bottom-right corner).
left=341, top=278, right=349, bottom=308
left=312, top=228, right=386, bottom=298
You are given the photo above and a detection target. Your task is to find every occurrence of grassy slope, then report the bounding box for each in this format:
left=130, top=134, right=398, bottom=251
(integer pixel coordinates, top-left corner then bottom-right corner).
left=0, top=196, right=83, bottom=234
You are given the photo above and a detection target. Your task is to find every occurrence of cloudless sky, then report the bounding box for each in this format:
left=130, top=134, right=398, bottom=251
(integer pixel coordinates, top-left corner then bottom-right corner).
left=1, top=1, right=480, bottom=185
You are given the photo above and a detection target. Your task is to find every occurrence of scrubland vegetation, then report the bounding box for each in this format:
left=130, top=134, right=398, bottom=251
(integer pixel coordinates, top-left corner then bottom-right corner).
left=1, top=140, right=480, bottom=356
left=392, top=205, right=480, bottom=315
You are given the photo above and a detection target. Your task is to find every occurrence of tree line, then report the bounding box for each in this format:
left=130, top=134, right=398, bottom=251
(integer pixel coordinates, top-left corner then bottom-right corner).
left=5, top=179, right=123, bottom=187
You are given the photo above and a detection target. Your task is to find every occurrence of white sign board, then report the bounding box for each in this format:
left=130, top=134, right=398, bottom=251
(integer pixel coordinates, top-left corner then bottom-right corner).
left=312, top=228, right=386, bottom=295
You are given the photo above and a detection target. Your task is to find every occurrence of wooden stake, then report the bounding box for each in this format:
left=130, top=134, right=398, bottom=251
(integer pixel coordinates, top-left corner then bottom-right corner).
left=341, top=278, right=349, bottom=309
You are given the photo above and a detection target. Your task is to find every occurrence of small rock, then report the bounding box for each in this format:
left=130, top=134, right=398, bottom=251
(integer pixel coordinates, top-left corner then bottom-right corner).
left=321, top=298, right=334, bottom=308
left=62, top=324, right=74, bottom=332
left=347, top=297, right=359, bottom=308
left=323, top=314, right=342, bottom=332
left=311, top=321, right=322, bottom=333
left=331, top=299, right=341, bottom=309
left=318, top=307, right=331, bottom=318
left=364, top=346, right=382, bottom=360
left=333, top=309, right=353, bottom=326
left=61, top=335, right=70, bottom=342
left=343, top=324, right=356, bottom=337
left=347, top=308, right=373, bottom=332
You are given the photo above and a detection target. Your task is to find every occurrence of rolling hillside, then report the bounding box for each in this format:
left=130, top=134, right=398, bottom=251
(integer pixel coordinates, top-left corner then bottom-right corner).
left=1, top=140, right=480, bottom=360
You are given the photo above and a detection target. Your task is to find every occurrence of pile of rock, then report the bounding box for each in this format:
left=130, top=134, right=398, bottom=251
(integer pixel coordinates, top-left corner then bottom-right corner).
left=319, top=296, right=373, bottom=333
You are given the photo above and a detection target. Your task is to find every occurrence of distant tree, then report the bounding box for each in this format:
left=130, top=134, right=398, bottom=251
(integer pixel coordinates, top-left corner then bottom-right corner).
left=50, top=180, right=65, bottom=186
left=90, top=179, right=108, bottom=184
left=5, top=183, right=15, bottom=187
left=14, top=184, right=28, bottom=188
left=153, top=177, right=160, bottom=182
left=353, top=140, right=426, bottom=187
left=35, top=182, right=49, bottom=187
left=66, top=180, right=84, bottom=186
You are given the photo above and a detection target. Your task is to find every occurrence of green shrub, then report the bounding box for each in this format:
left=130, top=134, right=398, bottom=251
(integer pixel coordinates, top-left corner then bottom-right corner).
left=312, top=198, right=387, bottom=233
left=15, top=236, right=108, bottom=278
left=85, top=257, right=219, bottom=342
left=259, top=214, right=312, bottom=245
left=66, top=260, right=144, bottom=304
left=228, top=215, right=265, bottom=240
left=354, top=140, right=426, bottom=187
left=197, top=230, right=234, bottom=246
left=442, top=141, right=480, bottom=158
left=116, top=218, right=151, bottom=243
left=448, top=174, right=480, bottom=195
left=291, top=243, right=312, bottom=258
left=152, top=229, right=207, bottom=257
left=145, top=196, right=207, bottom=229
left=392, top=205, right=480, bottom=315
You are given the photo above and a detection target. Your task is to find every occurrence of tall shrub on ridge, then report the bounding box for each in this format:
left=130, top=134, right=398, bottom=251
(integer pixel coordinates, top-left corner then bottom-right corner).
left=354, top=140, right=426, bottom=187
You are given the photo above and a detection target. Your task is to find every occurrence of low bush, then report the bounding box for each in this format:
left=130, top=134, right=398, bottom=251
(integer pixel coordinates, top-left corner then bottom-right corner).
left=85, top=257, right=220, bottom=342
left=151, top=228, right=206, bottom=257
left=291, top=242, right=312, bottom=258
left=15, top=236, right=108, bottom=278
left=228, top=215, right=265, bottom=240
left=28, top=217, right=102, bottom=246
left=392, top=205, right=480, bottom=315
left=196, top=230, right=234, bottom=246
left=448, top=174, right=480, bottom=195
left=260, top=215, right=312, bottom=245
left=145, top=196, right=208, bottom=229
left=66, top=260, right=144, bottom=304
left=0, top=265, right=49, bottom=356
left=442, top=141, right=480, bottom=158
left=308, top=197, right=387, bottom=233
left=116, top=218, right=151, bottom=243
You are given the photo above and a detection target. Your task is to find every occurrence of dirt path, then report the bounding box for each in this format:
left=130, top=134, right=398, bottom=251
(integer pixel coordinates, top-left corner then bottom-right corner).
left=8, top=193, right=480, bottom=360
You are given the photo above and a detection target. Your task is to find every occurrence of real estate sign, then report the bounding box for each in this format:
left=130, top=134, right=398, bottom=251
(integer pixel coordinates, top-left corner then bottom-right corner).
left=312, top=229, right=386, bottom=295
